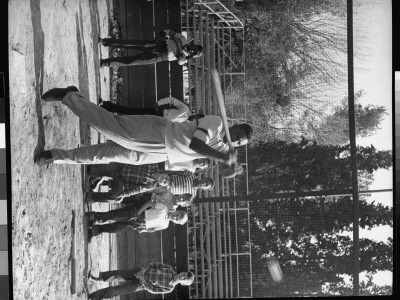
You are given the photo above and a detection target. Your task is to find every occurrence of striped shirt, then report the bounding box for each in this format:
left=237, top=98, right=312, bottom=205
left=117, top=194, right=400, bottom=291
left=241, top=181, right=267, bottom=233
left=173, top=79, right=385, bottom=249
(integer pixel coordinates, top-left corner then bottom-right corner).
left=169, top=170, right=196, bottom=196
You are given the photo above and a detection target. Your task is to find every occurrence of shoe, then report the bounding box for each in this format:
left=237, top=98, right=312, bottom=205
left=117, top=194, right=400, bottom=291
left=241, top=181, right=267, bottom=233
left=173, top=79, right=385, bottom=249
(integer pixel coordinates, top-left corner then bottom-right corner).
left=98, top=38, right=110, bottom=47
left=86, top=212, right=105, bottom=223
left=87, top=228, right=93, bottom=241
left=100, top=59, right=110, bottom=68
left=90, top=225, right=101, bottom=237
left=42, top=86, right=79, bottom=102
left=87, top=270, right=100, bottom=282
left=99, top=100, right=115, bottom=113
left=85, top=212, right=96, bottom=222
left=85, top=191, right=94, bottom=205
left=34, top=150, right=54, bottom=167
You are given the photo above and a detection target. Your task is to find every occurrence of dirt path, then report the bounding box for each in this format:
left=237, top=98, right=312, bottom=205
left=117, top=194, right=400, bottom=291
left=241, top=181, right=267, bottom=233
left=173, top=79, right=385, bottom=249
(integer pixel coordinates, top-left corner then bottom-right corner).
left=9, top=0, right=114, bottom=298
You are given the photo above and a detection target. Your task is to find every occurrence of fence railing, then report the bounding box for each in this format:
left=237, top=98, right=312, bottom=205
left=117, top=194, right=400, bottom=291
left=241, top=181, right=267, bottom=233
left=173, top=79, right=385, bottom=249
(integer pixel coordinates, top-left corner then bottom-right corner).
left=181, top=0, right=252, bottom=298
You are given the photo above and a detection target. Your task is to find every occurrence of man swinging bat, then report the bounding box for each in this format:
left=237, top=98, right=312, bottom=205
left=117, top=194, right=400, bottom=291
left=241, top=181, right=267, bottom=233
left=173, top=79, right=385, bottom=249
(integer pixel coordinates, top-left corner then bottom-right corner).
left=34, top=76, right=252, bottom=178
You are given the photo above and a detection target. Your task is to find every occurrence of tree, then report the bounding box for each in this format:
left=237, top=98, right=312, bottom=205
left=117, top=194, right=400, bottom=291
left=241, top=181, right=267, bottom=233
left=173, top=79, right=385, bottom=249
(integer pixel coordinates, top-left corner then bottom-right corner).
left=235, top=138, right=392, bottom=194
left=242, top=196, right=393, bottom=296
left=219, top=0, right=357, bottom=142
left=325, top=272, right=392, bottom=295
left=315, top=90, right=388, bottom=145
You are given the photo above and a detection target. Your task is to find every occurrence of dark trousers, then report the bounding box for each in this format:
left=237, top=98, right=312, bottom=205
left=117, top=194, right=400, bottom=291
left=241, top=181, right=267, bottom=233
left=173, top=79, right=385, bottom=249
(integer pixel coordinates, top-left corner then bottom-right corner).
left=94, top=206, right=139, bottom=223
left=88, top=277, right=143, bottom=300
left=121, top=193, right=151, bottom=207
left=101, top=38, right=157, bottom=49
left=102, top=51, right=168, bottom=67
left=102, top=39, right=169, bottom=67
left=91, top=219, right=144, bottom=236
left=99, top=268, right=143, bottom=281
left=100, top=101, right=161, bottom=116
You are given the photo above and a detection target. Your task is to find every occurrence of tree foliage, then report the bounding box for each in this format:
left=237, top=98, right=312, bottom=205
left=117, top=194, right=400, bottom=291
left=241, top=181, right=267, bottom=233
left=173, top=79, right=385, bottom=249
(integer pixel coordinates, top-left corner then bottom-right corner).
left=236, top=137, right=392, bottom=194
left=220, top=1, right=384, bottom=145
left=220, top=0, right=356, bottom=142
left=315, top=90, right=388, bottom=145
left=234, top=196, right=393, bottom=296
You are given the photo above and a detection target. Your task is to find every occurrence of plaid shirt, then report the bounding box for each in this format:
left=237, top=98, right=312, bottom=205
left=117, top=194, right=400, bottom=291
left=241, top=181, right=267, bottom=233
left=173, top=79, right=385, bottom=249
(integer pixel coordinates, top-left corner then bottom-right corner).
left=114, top=163, right=159, bottom=196
left=142, top=262, right=177, bottom=294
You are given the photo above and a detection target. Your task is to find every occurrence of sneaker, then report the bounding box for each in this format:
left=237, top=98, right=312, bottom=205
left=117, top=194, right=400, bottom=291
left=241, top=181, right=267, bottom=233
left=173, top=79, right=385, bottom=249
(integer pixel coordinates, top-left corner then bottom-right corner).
left=85, top=191, right=94, bottom=205
left=100, top=59, right=110, bottom=68
left=98, top=37, right=110, bottom=46
left=42, top=86, right=79, bottom=102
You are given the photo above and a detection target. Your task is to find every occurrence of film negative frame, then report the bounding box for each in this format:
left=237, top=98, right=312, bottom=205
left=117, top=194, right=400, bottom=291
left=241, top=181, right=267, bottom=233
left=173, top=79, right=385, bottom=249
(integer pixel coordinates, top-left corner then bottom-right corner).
left=0, top=1, right=398, bottom=299
left=1, top=1, right=10, bottom=296
left=0, top=69, right=10, bottom=297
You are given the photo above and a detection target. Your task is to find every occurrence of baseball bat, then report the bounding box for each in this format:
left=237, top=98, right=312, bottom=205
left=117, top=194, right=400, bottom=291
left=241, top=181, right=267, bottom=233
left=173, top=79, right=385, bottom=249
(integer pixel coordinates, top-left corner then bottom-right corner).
left=211, top=68, right=234, bottom=151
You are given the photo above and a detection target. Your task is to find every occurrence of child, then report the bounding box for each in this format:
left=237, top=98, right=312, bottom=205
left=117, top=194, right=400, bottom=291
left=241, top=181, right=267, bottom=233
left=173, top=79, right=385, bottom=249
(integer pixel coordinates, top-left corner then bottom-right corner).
left=88, top=201, right=187, bottom=238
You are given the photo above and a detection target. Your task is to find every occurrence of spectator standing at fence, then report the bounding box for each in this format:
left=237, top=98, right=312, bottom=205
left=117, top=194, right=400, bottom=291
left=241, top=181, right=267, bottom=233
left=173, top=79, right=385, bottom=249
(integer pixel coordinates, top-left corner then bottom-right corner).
left=88, top=263, right=195, bottom=299
left=99, top=29, right=203, bottom=67
left=163, top=169, right=215, bottom=198
left=86, top=162, right=171, bottom=203
left=99, top=96, right=192, bottom=123
left=86, top=189, right=191, bottom=224
left=88, top=200, right=187, bottom=237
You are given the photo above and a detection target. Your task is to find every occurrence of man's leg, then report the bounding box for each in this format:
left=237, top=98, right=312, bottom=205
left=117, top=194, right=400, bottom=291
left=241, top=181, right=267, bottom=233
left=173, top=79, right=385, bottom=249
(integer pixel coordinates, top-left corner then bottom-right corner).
left=100, top=52, right=165, bottom=67
left=100, top=38, right=156, bottom=48
left=90, top=221, right=141, bottom=235
left=88, top=279, right=143, bottom=300
left=90, top=192, right=118, bottom=203
left=88, top=163, right=118, bottom=177
left=99, top=268, right=143, bottom=282
left=100, top=101, right=161, bottom=116
left=49, top=142, right=168, bottom=165
left=90, top=206, right=138, bottom=223
left=50, top=142, right=152, bottom=164
left=61, top=91, right=167, bottom=152
left=121, top=193, right=150, bottom=208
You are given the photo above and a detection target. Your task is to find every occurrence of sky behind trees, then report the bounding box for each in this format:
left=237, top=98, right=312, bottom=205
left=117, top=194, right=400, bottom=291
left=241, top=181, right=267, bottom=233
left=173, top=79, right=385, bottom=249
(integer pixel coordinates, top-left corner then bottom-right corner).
left=351, top=0, right=392, bottom=286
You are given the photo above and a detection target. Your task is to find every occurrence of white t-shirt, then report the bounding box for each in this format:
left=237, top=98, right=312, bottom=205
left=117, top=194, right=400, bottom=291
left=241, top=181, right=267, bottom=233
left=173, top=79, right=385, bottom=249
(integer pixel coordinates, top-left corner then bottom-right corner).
left=164, top=30, right=187, bottom=61
left=145, top=203, right=169, bottom=230
left=164, top=115, right=229, bottom=164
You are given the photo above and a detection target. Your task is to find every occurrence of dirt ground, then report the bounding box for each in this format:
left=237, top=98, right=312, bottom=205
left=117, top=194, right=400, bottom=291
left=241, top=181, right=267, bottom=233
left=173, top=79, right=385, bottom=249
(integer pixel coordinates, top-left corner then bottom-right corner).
left=9, top=0, right=120, bottom=299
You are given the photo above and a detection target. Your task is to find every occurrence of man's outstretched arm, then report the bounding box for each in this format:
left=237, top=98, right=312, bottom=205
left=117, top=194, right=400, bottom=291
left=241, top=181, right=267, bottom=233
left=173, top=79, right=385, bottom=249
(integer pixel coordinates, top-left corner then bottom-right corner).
left=189, top=137, right=236, bottom=165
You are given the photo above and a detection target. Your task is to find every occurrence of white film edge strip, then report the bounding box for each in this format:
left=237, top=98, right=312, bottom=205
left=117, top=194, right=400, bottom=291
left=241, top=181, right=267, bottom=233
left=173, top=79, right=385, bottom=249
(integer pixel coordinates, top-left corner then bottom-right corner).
left=396, top=72, right=400, bottom=91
